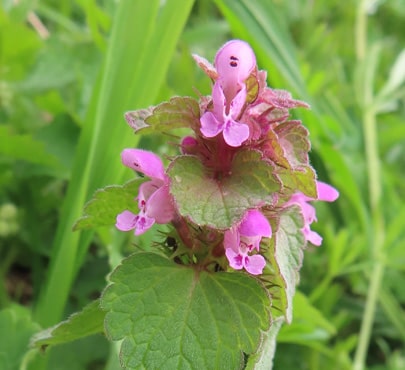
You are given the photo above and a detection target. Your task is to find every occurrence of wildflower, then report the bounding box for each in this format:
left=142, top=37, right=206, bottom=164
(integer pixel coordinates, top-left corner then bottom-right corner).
left=286, top=181, right=339, bottom=246
left=115, top=149, right=174, bottom=235
left=224, top=210, right=271, bottom=275
left=200, top=40, right=256, bottom=147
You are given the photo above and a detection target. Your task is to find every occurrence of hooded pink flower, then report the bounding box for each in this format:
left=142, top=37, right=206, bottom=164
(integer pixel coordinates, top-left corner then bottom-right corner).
left=115, top=149, right=175, bottom=235
left=200, top=40, right=257, bottom=147
left=224, top=209, right=271, bottom=275
left=286, top=181, right=339, bottom=246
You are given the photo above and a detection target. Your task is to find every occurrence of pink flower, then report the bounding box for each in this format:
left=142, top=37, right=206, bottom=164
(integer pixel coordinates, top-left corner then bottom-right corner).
left=215, top=40, right=257, bottom=103
left=224, top=210, right=271, bottom=275
left=200, top=40, right=256, bottom=147
left=200, top=82, right=250, bottom=147
left=286, top=181, right=339, bottom=246
left=115, top=149, right=175, bottom=235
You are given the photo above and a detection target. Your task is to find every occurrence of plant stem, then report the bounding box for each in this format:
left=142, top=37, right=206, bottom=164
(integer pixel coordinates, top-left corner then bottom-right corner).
left=353, top=2, right=386, bottom=369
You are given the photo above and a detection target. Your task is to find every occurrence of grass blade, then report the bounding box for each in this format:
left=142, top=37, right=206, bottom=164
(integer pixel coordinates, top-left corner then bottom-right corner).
left=34, top=0, right=195, bottom=327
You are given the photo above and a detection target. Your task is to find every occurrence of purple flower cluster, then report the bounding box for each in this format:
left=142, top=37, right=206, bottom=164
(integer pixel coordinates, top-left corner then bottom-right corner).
left=115, top=40, right=338, bottom=275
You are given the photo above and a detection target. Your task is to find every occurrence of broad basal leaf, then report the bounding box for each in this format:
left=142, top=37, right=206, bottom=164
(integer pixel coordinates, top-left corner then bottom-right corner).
left=168, top=150, right=280, bottom=229
left=125, top=96, right=200, bottom=134
left=262, top=206, right=305, bottom=322
left=73, top=179, right=142, bottom=231
left=101, top=252, right=271, bottom=370
left=30, top=300, right=105, bottom=350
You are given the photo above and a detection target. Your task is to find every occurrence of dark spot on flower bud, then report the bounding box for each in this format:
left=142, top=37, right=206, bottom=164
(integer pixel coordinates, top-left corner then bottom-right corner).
left=230, top=55, right=238, bottom=67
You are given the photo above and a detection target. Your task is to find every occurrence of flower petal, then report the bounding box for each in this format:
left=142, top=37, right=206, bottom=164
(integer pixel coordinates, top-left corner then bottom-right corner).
left=146, top=185, right=175, bottom=224
left=316, top=181, right=339, bottom=202
left=304, top=227, right=323, bottom=246
left=239, top=210, right=272, bottom=238
left=225, top=248, right=244, bottom=270
left=215, top=40, right=256, bottom=101
left=211, top=81, right=226, bottom=118
left=223, top=120, right=249, bottom=147
left=133, top=214, right=155, bottom=236
left=241, top=235, right=261, bottom=252
left=138, top=181, right=161, bottom=205
left=200, top=111, right=223, bottom=138
left=229, top=86, right=247, bottom=119
left=300, top=201, right=316, bottom=224
left=121, top=148, right=165, bottom=181
left=115, top=210, right=138, bottom=231
left=224, top=229, right=240, bottom=253
left=244, top=254, right=266, bottom=275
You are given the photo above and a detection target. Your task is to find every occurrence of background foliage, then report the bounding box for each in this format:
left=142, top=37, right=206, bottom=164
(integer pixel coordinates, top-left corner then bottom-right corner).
left=1, top=0, right=404, bottom=369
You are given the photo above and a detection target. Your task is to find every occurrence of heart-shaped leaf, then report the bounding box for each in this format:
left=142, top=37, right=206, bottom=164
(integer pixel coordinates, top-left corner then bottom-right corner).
left=125, top=96, right=200, bottom=134
left=102, top=252, right=271, bottom=370
left=168, top=150, right=280, bottom=229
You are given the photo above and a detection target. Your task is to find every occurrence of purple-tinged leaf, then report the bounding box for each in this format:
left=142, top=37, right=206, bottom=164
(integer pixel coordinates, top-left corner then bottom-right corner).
left=274, top=120, right=311, bottom=168
left=124, top=108, right=153, bottom=132
left=245, top=71, right=259, bottom=104
left=192, top=53, right=218, bottom=80
left=168, top=150, right=280, bottom=229
left=261, top=128, right=290, bottom=169
left=145, top=96, right=200, bottom=132
left=261, top=206, right=306, bottom=322
left=277, top=166, right=317, bottom=199
left=262, top=88, right=310, bottom=109
left=125, top=96, right=200, bottom=134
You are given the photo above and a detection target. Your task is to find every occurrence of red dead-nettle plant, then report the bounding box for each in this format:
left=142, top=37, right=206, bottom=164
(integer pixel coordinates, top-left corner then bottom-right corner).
left=33, top=40, right=338, bottom=370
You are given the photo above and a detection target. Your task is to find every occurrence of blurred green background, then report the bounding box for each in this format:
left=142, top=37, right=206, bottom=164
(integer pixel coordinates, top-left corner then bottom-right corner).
left=1, top=0, right=404, bottom=369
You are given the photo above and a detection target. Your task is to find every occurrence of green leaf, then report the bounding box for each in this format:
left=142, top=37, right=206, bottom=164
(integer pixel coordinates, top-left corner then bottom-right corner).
left=168, top=150, right=280, bottom=229
left=101, top=252, right=271, bottom=370
left=125, top=96, right=200, bottom=134
left=30, top=300, right=105, bottom=350
left=35, top=0, right=195, bottom=327
left=264, top=129, right=290, bottom=169
left=277, top=166, right=317, bottom=199
left=265, top=121, right=317, bottom=198
left=274, top=121, right=310, bottom=168
left=245, top=317, right=284, bottom=370
left=73, top=179, right=142, bottom=231
left=0, top=305, right=41, bottom=370
left=262, top=206, right=305, bottom=322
